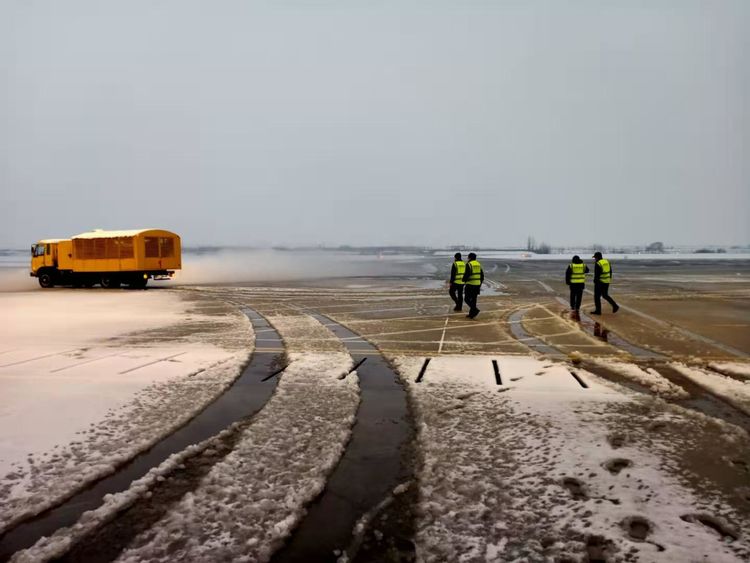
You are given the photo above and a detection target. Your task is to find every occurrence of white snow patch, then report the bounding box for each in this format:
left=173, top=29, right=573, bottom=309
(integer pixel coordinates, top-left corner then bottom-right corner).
left=14, top=311, right=356, bottom=563
left=671, top=363, right=750, bottom=416
left=114, top=351, right=358, bottom=563
left=709, top=362, right=750, bottom=380
left=0, top=290, right=253, bottom=533
left=588, top=359, right=690, bottom=400
left=393, top=354, right=750, bottom=562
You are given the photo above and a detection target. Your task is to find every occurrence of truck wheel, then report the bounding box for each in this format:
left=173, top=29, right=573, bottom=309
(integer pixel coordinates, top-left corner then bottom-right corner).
left=38, top=272, right=55, bottom=288
left=100, top=275, right=121, bottom=289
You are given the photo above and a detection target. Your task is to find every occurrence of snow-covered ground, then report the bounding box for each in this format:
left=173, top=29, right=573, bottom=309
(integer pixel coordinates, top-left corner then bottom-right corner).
left=709, top=361, right=750, bottom=380
left=4, top=284, right=749, bottom=562
left=12, top=314, right=360, bottom=563
left=114, top=353, right=357, bottom=562
left=109, top=314, right=358, bottom=562
left=587, top=359, right=690, bottom=400
left=671, top=363, right=750, bottom=416
left=0, top=290, right=253, bottom=533
left=394, top=355, right=750, bottom=562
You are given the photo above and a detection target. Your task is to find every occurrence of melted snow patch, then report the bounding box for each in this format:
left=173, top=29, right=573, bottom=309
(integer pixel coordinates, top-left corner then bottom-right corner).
left=114, top=351, right=357, bottom=563
left=709, top=362, right=750, bottom=380
left=588, top=359, right=689, bottom=400
left=0, top=292, right=253, bottom=534
left=671, top=363, right=750, bottom=416
left=393, top=354, right=749, bottom=562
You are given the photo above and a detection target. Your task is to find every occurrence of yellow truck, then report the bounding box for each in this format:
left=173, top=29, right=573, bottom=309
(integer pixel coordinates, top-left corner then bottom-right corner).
left=30, top=229, right=181, bottom=289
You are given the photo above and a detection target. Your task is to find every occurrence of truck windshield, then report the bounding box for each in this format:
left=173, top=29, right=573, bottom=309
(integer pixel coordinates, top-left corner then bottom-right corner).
left=33, top=244, right=46, bottom=257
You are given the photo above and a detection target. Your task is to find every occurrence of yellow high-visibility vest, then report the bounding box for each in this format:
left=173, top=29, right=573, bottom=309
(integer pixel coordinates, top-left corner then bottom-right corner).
left=570, top=263, right=586, bottom=284
left=597, top=259, right=612, bottom=283
left=453, top=261, right=466, bottom=284
left=466, top=260, right=482, bottom=285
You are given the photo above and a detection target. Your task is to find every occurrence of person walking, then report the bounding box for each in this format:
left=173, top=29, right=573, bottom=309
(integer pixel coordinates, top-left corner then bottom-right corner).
left=462, top=252, right=484, bottom=319
left=449, top=253, right=466, bottom=312
left=590, top=251, right=619, bottom=315
left=565, top=255, right=589, bottom=316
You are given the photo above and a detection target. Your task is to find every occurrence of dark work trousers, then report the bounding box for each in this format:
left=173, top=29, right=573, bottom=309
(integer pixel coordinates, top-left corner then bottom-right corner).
left=594, top=282, right=618, bottom=312
left=464, top=285, right=480, bottom=316
left=569, top=284, right=585, bottom=311
left=449, top=283, right=464, bottom=310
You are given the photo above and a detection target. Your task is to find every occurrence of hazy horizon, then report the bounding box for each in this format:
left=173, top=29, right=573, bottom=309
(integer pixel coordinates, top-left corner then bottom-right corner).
left=2, top=1, right=748, bottom=249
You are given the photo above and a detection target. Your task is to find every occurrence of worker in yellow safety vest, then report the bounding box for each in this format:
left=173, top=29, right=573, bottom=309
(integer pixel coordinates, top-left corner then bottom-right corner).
left=590, top=251, right=619, bottom=315
left=449, top=252, right=466, bottom=312
left=462, top=252, right=484, bottom=319
left=565, top=255, right=589, bottom=315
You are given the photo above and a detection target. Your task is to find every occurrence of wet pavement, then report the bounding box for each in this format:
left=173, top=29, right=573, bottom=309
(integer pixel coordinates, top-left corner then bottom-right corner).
left=272, top=314, right=412, bottom=563
left=4, top=256, right=750, bottom=560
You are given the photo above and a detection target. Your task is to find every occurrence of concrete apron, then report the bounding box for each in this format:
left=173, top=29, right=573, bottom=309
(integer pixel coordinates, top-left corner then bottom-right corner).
left=553, top=296, right=665, bottom=360
left=272, top=313, right=412, bottom=563
left=0, top=309, right=284, bottom=561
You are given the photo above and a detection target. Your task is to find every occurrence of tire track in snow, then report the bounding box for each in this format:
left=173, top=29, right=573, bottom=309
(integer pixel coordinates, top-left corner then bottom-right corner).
left=0, top=309, right=282, bottom=562
left=270, top=313, right=414, bottom=563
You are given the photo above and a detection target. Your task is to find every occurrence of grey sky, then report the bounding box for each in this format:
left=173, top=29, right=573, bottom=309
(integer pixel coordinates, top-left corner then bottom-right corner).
left=1, top=0, right=748, bottom=249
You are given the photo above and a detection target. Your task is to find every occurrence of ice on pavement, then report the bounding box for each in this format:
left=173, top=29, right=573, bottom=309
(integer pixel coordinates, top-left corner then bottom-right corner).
left=112, top=314, right=358, bottom=563
left=393, top=355, right=750, bottom=562
left=0, top=290, right=253, bottom=533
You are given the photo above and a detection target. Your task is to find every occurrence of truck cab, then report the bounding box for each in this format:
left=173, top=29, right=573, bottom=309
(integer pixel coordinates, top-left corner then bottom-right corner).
left=31, top=241, right=55, bottom=272
left=30, top=240, right=73, bottom=287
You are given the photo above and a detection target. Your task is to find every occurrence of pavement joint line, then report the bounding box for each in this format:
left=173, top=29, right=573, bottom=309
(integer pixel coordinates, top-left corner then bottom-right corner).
left=382, top=349, right=544, bottom=356
left=351, top=321, right=500, bottom=339
left=118, top=352, right=188, bottom=374
left=342, top=309, right=514, bottom=324
left=352, top=339, right=528, bottom=347
left=50, top=352, right=123, bottom=373
left=0, top=348, right=83, bottom=368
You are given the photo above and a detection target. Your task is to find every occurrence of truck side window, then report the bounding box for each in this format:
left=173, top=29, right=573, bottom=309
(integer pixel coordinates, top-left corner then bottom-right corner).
left=34, top=245, right=46, bottom=257
left=145, top=237, right=159, bottom=258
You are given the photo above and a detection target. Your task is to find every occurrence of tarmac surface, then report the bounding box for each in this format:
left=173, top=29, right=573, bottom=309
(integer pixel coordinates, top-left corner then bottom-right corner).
left=2, top=254, right=749, bottom=562
left=218, top=255, right=750, bottom=360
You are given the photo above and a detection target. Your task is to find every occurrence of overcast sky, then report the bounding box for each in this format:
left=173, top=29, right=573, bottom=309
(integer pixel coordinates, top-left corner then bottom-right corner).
left=1, top=0, right=748, bottom=249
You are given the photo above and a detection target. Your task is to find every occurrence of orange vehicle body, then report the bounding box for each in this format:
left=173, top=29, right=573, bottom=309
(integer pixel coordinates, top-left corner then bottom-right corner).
left=30, top=229, right=181, bottom=289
